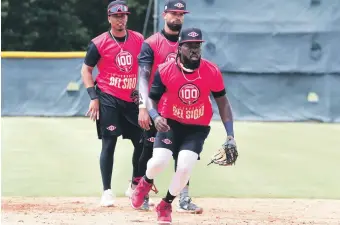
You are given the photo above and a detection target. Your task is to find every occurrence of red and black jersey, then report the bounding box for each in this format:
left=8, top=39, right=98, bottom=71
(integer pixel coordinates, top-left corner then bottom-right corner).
left=84, top=30, right=144, bottom=102
left=138, top=29, right=179, bottom=90
left=149, top=59, right=226, bottom=126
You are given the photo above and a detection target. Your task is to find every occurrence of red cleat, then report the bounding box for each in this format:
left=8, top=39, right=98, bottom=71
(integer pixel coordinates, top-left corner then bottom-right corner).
left=156, top=200, right=172, bottom=224
left=130, top=177, right=157, bottom=209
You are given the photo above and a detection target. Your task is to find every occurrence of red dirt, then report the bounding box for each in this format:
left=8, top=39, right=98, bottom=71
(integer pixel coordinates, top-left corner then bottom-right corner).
left=2, top=197, right=340, bottom=225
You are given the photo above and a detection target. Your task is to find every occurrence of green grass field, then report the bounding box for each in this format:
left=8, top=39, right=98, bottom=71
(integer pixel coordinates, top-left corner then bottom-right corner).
left=2, top=117, right=340, bottom=199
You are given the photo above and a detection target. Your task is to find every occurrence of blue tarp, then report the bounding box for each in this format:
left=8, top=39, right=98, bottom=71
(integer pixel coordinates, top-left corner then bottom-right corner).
left=221, top=72, right=340, bottom=122
left=1, top=59, right=339, bottom=122
left=1, top=58, right=89, bottom=116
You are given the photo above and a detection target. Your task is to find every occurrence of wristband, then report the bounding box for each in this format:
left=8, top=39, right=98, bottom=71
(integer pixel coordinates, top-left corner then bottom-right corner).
left=87, top=87, right=98, bottom=100
left=148, top=108, right=160, bottom=121
left=223, top=121, right=234, bottom=137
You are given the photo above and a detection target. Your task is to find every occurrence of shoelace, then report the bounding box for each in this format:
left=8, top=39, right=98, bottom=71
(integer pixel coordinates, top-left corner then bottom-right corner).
left=180, top=196, right=192, bottom=203
left=181, top=197, right=199, bottom=210
left=186, top=197, right=192, bottom=203
left=132, top=178, right=159, bottom=195
left=135, top=180, right=156, bottom=196
left=151, top=183, right=159, bottom=194
left=131, top=177, right=158, bottom=194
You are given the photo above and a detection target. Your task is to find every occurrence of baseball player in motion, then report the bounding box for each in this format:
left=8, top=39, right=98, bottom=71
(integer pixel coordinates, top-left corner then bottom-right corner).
left=81, top=0, right=145, bottom=207
left=129, top=0, right=203, bottom=213
left=130, top=28, right=238, bottom=224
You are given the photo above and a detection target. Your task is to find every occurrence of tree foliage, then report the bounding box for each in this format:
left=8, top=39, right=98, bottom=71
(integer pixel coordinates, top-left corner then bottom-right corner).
left=1, top=0, right=153, bottom=51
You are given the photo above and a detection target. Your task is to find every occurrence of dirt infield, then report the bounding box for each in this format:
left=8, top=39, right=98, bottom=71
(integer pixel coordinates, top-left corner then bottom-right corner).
left=2, top=197, right=340, bottom=225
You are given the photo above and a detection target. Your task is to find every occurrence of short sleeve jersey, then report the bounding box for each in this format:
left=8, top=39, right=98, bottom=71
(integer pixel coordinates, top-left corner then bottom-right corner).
left=90, top=30, right=144, bottom=102
left=153, top=59, right=225, bottom=126
left=138, top=32, right=178, bottom=90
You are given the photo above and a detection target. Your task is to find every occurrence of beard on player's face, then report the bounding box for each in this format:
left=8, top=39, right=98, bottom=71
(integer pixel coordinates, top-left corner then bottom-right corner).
left=182, top=55, right=201, bottom=70
left=179, top=43, right=202, bottom=70
left=164, top=12, right=184, bottom=32
left=166, top=21, right=182, bottom=32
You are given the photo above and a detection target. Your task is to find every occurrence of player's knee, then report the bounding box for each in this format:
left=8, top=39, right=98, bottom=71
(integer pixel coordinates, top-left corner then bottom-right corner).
left=149, top=157, right=170, bottom=169
left=139, top=141, right=153, bottom=164
left=143, top=138, right=154, bottom=152
left=101, top=136, right=118, bottom=154
left=149, top=159, right=169, bottom=170
left=148, top=147, right=172, bottom=169
left=176, top=150, right=198, bottom=175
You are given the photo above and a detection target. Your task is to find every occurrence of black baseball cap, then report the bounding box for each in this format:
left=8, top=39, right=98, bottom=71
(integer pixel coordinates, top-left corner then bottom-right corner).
left=178, top=28, right=204, bottom=44
left=107, top=0, right=130, bottom=15
left=164, top=0, right=189, bottom=14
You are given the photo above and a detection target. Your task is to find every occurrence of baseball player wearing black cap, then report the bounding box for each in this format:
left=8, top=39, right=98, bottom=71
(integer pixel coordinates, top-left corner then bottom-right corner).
left=127, top=0, right=202, bottom=213
left=130, top=27, right=237, bottom=224
left=81, top=0, right=145, bottom=207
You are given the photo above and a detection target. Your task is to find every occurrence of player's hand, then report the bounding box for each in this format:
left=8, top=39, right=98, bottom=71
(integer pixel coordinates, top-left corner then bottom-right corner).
left=154, top=116, right=170, bottom=132
left=139, top=108, right=152, bottom=130
left=86, top=99, right=99, bottom=121
left=207, top=136, right=238, bottom=166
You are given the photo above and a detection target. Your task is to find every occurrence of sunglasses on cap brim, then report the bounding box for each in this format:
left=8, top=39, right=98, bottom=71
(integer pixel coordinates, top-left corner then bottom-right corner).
left=108, top=5, right=130, bottom=15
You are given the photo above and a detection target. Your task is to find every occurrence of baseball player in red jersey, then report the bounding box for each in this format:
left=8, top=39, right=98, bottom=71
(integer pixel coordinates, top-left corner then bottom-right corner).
left=127, top=0, right=202, bottom=213
left=81, top=0, right=144, bottom=207
left=130, top=28, right=238, bottom=224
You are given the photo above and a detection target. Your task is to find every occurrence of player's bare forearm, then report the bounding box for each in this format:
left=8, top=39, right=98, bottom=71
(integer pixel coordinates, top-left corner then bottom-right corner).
left=81, top=63, right=99, bottom=101
left=215, top=95, right=233, bottom=122
left=215, top=95, right=234, bottom=137
left=81, top=64, right=95, bottom=88
left=138, top=64, right=152, bottom=108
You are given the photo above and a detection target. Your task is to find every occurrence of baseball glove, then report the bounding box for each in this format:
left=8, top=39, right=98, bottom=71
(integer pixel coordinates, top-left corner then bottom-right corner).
left=207, top=137, right=238, bottom=166
left=130, top=89, right=139, bottom=105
